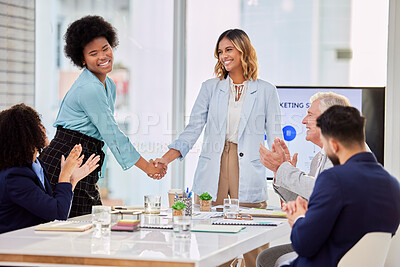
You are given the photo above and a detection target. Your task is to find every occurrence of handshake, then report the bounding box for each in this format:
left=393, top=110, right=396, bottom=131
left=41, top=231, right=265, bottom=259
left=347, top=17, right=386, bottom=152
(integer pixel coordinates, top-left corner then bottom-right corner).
left=142, top=149, right=180, bottom=180
left=146, top=157, right=169, bottom=180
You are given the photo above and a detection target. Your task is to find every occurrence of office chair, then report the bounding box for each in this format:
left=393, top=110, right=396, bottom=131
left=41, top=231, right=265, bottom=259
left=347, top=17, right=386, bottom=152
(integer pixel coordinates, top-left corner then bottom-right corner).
left=338, top=232, right=392, bottom=267
left=384, top=226, right=400, bottom=267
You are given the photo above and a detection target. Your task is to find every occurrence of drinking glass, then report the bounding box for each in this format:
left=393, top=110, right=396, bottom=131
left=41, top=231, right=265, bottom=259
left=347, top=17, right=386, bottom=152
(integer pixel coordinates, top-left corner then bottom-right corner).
left=173, top=216, right=191, bottom=238
left=144, top=195, right=161, bottom=214
left=92, top=205, right=111, bottom=237
left=223, top=199, right=239, bottom=219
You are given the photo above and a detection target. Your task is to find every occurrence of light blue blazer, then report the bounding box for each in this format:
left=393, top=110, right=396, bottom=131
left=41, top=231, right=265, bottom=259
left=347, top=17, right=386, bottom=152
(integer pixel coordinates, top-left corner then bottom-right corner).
left=169, top=77, right=282, bottom=203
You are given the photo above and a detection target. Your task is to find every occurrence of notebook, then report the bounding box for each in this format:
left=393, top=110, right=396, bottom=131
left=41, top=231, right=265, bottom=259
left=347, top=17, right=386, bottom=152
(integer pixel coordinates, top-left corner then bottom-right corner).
left=111, top=206, right=143, bottom=215
left=212, top=219, right=278, bottom=226
left=140, top=224, right=173, bottom=229
left=191, top=224, right=245, bottom=233
left=35, top=220, right=93, bottom=232
left=239, top=209, right=286, bottom=218
left=111, top=220, right=140, bottom=232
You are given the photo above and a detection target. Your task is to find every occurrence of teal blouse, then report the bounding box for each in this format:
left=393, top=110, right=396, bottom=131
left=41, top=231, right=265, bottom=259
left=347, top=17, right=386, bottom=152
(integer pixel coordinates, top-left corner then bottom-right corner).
left=54, top=68, right=140, bottom=170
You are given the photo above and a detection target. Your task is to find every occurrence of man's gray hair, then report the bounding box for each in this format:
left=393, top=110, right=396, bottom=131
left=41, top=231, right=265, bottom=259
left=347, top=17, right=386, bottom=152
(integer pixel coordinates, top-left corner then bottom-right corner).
left=310, top=92, right=351, bottom=113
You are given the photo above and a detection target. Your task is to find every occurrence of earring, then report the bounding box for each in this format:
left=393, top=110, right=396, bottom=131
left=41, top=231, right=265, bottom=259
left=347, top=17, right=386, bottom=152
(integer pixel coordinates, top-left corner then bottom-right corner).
left=82, top=62, right=86, bottom=66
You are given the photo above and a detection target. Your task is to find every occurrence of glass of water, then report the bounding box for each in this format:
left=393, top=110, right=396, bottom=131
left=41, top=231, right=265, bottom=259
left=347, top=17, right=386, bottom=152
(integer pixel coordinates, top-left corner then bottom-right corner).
left=144, top=195, right=161, bottom=214
left=92, top=205, right=111, bottom=237
left=224, top=198, right=239, bottom=219
left=173, top=216, right=191, bottom=238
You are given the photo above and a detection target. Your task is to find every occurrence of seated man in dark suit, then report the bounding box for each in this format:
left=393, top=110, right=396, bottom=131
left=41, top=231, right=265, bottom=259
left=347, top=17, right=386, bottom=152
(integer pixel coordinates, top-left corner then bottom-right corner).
left=270, top=106, right=400, bottom=267
left=0, top=104, right=100, bottom=234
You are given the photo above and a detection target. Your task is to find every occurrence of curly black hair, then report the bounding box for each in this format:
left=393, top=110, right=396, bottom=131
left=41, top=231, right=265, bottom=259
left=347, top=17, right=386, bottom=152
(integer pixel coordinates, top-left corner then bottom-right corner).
left=64, top=15, right=119, bottom=68
left=0, top=104, right=46, bottom=170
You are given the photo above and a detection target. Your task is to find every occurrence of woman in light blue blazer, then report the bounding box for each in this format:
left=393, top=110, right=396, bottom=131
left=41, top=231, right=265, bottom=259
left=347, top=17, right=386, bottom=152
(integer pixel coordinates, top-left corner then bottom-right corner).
left=155, top=29, right=282, bottom=208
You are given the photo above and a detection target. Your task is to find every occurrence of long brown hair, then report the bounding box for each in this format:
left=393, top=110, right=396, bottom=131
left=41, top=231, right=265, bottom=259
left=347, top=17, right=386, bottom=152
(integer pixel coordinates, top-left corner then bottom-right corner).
left=214, top=29, right=258, bottom=81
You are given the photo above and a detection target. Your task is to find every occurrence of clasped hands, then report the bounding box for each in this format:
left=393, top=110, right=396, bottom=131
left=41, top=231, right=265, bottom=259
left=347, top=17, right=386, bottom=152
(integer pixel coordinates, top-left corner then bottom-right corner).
left=147, top=158, right=168, bottom=180
left=283, top=196, right=308, bottom=227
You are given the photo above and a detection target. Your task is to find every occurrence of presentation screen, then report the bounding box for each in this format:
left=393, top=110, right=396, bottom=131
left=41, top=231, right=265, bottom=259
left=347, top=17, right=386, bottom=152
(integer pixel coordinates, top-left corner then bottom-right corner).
left=265, top=86, right=384, bottom=178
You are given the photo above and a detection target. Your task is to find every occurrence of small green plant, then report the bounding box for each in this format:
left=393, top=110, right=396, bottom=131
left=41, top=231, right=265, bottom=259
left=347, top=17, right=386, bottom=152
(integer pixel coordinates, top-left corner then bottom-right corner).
left=172, top=201, right=186, bottom=210
left=199, top=192, right=212, bottom=201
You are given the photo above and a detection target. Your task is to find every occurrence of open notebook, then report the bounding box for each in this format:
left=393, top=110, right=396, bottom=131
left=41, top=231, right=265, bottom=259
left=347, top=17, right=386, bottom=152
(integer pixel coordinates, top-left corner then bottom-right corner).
left=35, top=220, right=93, bottom=232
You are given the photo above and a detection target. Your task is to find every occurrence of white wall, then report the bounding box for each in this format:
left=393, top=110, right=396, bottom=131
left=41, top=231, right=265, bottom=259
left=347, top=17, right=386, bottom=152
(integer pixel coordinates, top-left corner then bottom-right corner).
left=385, top=0, right=400, bottom=180
left=106, top=0, right=174, bottom=205
left=350, top=0, right=388, bottom=86
left=184, top=0, right=241, bottom=190
left=35, top=0, right=59, bottom=138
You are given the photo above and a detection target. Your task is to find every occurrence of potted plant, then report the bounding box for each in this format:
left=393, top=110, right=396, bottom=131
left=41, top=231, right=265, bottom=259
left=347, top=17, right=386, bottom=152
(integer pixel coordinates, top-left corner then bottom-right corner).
left=172, top=201, right=186, bottom=216
left=199, top=192, right=212, bottom=211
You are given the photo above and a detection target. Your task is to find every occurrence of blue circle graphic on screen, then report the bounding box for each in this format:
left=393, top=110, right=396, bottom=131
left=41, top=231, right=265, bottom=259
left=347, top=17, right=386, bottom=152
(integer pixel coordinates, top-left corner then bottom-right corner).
left=283, top=125, right=296, bottom=141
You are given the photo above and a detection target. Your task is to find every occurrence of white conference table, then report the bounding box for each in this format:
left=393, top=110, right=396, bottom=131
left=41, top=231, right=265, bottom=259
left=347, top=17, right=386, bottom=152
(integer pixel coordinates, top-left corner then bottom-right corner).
left=0, top=213, right=290, bottom=267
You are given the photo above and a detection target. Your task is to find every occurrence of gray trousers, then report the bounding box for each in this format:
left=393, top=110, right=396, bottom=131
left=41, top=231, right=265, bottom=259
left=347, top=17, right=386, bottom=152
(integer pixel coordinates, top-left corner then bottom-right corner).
left=256, top=244, right=294, bottom=267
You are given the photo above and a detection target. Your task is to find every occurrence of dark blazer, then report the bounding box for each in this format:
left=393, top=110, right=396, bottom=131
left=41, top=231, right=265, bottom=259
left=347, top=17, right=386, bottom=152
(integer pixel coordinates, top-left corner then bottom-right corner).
left=0, top=158, right=73, bottom=234
left=290, top=152, right=400, bottom=267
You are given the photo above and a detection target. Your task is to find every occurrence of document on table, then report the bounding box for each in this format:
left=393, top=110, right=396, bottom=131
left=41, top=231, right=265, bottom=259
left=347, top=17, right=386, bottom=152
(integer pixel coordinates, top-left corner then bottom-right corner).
left=35, top=220, right=93, bottom=232
left=239, top=208, right=286, bottom=218
left=191, top=224, right=245, bottom=233
left=192, top=212, right=224, bottom=220
left=212, top=219, right=280, bottom=226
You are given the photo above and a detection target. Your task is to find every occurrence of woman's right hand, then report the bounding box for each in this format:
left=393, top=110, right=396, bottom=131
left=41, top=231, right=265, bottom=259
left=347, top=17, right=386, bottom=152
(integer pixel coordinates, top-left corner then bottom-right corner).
left=59, top=144, right=84, bottom=184
left=146, top=160, right=167, bottom=180
left=148, top=158, right=168, bottom=179
left=70, top=154, right=100, bottom=189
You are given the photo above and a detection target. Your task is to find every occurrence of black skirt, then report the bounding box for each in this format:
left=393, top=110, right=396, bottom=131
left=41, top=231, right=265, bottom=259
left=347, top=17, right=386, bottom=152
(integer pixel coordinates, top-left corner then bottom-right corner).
left=40, top=126, right=105, bottom=217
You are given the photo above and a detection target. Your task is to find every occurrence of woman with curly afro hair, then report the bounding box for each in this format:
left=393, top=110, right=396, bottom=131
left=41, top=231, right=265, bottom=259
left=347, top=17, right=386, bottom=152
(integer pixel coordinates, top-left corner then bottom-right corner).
left=0, top=104, right=100, bottom=234
left=40, top=15, right=165, bottom=217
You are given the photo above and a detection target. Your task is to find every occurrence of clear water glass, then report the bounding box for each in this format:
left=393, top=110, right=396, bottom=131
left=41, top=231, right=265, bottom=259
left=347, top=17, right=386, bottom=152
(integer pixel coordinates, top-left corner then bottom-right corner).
left=173, top=216, right=191, bottom=238
left=144, top=195, right=161, bottom=214
left=224, top=198, right=239, bottom=219
left=92, top=205, right=111, bottom=237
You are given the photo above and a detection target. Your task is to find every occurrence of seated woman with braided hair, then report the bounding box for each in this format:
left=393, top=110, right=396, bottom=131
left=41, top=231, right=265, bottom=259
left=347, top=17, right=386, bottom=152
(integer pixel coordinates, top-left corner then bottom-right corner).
left=0, top=104, right=100, bottom=234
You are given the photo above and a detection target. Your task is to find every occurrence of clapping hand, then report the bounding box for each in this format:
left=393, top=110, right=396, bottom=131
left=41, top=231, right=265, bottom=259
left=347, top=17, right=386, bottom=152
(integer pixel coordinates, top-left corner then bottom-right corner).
left=259, top=138, right=287, bottom=172
left=69, top=153, right=100, bottom=186
left=278, top=138, right=298, bottom=167
left=59, top=144, right=84, bottom=183
left=60, top=144, right=101, bottom=190
left=259, top=138, right=298, bottom=172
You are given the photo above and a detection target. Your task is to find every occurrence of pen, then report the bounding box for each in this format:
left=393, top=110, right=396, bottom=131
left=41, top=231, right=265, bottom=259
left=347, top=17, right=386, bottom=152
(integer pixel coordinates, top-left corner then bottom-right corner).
left=188, top=192, right=192, bottom=198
